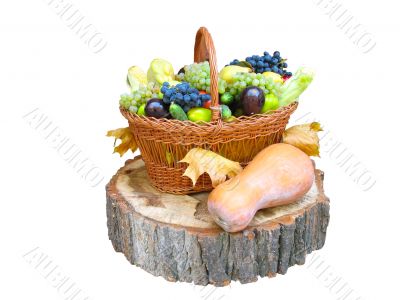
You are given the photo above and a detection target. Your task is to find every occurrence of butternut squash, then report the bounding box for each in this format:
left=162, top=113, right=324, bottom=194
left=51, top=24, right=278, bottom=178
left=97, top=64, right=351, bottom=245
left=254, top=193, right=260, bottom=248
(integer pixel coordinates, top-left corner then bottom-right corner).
left=207, top=143, right=315, bottom=232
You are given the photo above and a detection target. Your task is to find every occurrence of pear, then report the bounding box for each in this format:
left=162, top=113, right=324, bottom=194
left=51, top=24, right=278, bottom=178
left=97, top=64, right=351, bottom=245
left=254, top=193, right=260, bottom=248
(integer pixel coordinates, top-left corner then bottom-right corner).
left=261, top=94, right=279, bottom=113
left=219, top=65, right=251, bottom=84
left=147, top=58, right=176, bottom=85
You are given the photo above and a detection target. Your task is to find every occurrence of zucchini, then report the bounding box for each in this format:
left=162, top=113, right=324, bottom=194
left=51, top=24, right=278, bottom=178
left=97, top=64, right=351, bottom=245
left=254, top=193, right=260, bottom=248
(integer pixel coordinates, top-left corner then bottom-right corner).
left=169, top=103, right=188, bottom=121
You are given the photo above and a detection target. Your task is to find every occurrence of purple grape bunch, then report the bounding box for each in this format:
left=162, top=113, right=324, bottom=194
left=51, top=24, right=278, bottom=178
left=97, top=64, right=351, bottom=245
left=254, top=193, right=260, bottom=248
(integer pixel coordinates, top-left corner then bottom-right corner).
left=230, top=51, right=292, bottom=77
left=161, top=82, right=211, bottom=112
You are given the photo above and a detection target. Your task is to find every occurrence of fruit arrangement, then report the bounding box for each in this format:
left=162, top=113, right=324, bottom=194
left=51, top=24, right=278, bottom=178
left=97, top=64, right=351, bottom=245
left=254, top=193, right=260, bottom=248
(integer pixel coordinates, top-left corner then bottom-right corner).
left=119, top=52, right=314, bottom=123
left=110, top=27, right=319, bottom=196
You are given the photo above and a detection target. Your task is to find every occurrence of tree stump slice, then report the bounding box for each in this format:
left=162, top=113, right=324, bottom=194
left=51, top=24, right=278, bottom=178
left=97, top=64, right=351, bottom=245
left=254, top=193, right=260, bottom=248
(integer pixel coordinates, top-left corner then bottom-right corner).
left=106, top=157, right=330, bottom=286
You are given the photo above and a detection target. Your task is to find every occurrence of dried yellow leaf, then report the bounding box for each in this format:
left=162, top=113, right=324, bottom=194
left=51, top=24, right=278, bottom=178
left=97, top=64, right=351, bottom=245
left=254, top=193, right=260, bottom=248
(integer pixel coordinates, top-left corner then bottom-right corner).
left=106, top=127, right=138, bottom=157
left=180, top=148, right=243, bottom=187
left=283, top=122, right=322, bottom=156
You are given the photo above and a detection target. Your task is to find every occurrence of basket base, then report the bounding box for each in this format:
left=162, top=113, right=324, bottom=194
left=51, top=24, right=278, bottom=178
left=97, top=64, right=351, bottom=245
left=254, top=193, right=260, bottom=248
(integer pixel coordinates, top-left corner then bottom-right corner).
left=122, top=102, right=298, bottom=195
left=106, top=158, right=330, bottom=286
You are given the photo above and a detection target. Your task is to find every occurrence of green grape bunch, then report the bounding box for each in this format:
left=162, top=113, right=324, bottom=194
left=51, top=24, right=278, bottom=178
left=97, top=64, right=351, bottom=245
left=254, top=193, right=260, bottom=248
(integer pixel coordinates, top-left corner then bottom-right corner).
left=177, top=61, right=211, bottom=92
left=119, top=82, right=161, bottom=113
left=219, top=72, right=281, bottom=100
left=177, top=61, right=240, bottom=96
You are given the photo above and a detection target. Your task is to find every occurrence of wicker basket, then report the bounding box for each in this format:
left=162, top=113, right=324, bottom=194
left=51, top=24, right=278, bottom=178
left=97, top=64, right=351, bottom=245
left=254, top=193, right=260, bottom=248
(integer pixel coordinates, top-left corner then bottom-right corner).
left=121, top=27, right=298, bottom=194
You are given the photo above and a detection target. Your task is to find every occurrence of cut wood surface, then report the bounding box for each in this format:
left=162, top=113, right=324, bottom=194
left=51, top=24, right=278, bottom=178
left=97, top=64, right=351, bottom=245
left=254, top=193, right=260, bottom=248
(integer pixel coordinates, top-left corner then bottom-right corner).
left=106, top=157, right=330, bottom=286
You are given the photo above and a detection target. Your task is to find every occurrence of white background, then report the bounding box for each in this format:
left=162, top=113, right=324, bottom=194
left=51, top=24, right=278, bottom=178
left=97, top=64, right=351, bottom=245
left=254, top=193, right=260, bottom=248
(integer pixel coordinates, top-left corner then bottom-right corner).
left=1, top=0, right=399, bottom=299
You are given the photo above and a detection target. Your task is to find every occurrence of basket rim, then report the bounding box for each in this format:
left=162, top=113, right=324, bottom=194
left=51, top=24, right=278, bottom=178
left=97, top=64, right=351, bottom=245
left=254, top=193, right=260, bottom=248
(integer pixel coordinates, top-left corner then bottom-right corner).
left=121, top=101, right=298, bottom=128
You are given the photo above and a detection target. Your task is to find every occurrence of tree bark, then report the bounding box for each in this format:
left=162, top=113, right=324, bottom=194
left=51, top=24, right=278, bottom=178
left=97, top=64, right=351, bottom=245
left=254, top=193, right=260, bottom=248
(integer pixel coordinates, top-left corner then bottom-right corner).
left=106, top=157, right=330, bottom=286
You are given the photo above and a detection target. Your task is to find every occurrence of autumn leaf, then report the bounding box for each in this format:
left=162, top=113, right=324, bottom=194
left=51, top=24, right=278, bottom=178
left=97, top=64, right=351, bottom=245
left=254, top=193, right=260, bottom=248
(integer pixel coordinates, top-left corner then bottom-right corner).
left=106, top=127, right=138, bottom=157
left=180, top=148, right=243, bottom=187
left=283, top=122, right=322, bottom=156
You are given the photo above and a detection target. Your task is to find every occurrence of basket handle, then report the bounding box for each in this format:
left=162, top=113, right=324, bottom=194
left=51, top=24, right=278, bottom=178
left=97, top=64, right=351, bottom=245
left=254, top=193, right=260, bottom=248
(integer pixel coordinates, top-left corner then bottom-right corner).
left=194, top=27, right=220, bottom=121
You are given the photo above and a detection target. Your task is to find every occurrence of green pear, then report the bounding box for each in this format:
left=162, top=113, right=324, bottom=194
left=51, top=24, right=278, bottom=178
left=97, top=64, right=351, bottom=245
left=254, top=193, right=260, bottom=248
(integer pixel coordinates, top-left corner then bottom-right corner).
left=147, top=58, right=176, bottom=85
left=261, top=94, right=279, bottom=113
